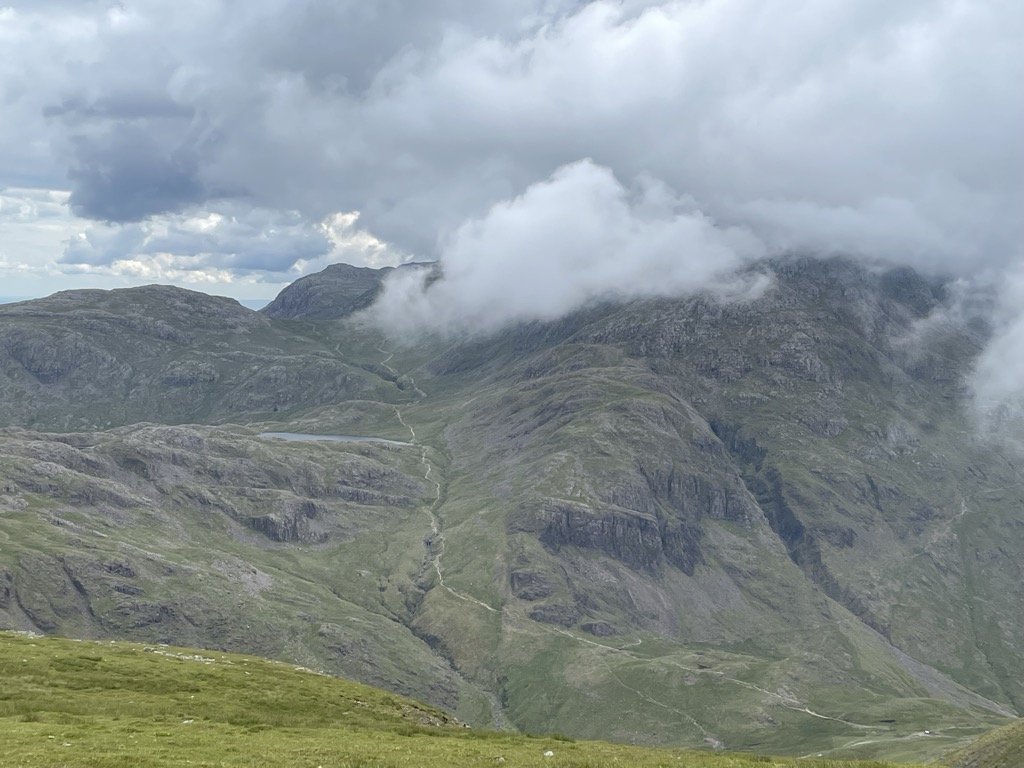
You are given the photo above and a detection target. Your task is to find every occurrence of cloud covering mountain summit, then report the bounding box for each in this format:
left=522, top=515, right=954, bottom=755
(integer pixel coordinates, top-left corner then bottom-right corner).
left=0, top=0, right=1020, bottom=326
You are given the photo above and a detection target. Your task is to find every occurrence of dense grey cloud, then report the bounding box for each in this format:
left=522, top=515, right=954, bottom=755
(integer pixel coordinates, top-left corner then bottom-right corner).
left=66, top=123, right=207, bottom=222
left=61, top=203, right=331, bottom=272
left=12, top=0, right=590, bottom=225
left=1, top=0, right=1021, bottom=344
left=3, top=0, right=1016, bottom=259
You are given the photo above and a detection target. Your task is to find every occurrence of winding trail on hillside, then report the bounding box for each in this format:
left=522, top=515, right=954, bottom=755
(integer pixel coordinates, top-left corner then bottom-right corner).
left=548, top=625, right=879, bottom=737
left=909, top=498, right=968, bottom=562
left=376, top=347, right=496, bottom=613
left=375, top=345, right=507, bottom=730
left=912, top=477, right=1024, bottom=563
left=545, top=628, right=718, bottom=745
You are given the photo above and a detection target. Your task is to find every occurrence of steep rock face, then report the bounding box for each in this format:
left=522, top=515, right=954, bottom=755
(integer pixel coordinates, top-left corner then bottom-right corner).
left=527, top=501, right=667, bottom=573
left=244, top=499, right=328, bottom=543
left=0, top=569, right=13, bottom=610
left=508, top=568, right=555, bottom=601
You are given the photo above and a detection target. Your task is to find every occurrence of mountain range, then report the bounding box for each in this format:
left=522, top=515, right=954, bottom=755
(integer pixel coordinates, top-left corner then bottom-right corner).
left=0, top=256, right=1021, bottom=762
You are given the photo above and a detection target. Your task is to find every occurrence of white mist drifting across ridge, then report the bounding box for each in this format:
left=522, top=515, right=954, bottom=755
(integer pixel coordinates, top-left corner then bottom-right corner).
left=366, top=160, right=772, bottom=338
left=363, top=158, right=1024, bottom=446
left=969, top=269, right=1024, bottom=443
left=884, top=275, right=1019, bottom=442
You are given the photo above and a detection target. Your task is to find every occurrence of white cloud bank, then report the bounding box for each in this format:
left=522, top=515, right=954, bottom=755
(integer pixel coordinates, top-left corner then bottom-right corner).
left=368, top=160, right=769, bottom=335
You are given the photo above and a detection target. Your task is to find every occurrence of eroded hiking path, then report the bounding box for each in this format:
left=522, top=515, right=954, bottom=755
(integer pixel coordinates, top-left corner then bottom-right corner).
left=546, top=624, right=882, bottom=749
left=377, top=348, right=496, bottom=613
left=376, top=346, right=507, bottom=729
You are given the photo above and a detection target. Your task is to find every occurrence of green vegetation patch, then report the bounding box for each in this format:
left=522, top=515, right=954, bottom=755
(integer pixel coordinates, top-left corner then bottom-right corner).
left=944, top=719, right=1024, bottom=768
left=0, top=632, right=921, bottom=768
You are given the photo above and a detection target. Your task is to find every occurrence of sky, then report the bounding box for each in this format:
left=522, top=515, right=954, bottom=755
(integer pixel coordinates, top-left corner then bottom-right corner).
left=0, top=0, right=1020, bottom=320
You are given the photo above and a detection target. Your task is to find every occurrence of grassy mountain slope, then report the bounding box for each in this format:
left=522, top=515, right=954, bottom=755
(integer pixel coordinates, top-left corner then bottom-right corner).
left=0, top=631, right=922, bottom=768
left=261, top=262, right=395, bottom=320
left=945, top=719, right=1024, bottom=768
left=0, top=257, right=1020, bottom=761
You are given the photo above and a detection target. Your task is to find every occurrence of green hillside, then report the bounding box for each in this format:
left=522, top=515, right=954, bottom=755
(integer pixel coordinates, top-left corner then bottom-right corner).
left=944, top=720, right=1024, bottom=768
left=0, top=631, right=922, bottom=768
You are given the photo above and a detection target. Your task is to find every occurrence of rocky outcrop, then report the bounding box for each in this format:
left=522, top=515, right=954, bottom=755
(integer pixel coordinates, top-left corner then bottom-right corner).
left=581, top=621, right=617, bottom=637
left=244, top=500, right=328, bottom=543
left=515, top=500, right=707, bottom=576
left=0, top=568, right=12, bottom=610
left=529, top=501, right=661, bottom=572
left=634, top=466, right=755, bottom=525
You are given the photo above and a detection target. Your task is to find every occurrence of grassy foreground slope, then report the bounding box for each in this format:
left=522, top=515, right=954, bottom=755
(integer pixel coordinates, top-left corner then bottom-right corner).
left=0, top=632, right=916, bottom=768
left=944, top=720, right=1024, bottom=768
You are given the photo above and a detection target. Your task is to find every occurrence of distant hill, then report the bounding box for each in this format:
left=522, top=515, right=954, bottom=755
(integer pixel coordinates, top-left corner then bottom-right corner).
left=261, top=262, right=436, bottom=321
left=0, top=284, right=391, bottom=429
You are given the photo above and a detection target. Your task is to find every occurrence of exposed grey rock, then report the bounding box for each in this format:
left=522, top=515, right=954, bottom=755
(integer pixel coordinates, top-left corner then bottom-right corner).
left=528, top=602, right=578, bottom=627
left=0, top=568, right=12, bottom=610
left=244, top=500, right=328, bottom=543
left=581, top=621, right=617, bottom=637
left=525, top=501, right=665, bottom=573
left=509, top=569, right=554, bottom=601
